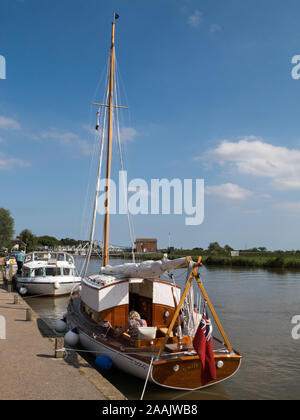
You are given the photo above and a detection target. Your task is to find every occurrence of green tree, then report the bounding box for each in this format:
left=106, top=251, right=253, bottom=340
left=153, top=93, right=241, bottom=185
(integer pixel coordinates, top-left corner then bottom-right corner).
left=0, top=208, right=14, bottom=249
left=224, top=244, right=234, bottom=253
left=37, top=235, right=59, bottom=248
left=18, top=229, right=38, bottom=252
left=60, top=238, right=79, bottom=247
left=258, top=246, right=267, bottom=252
left=208, top=242, right=224, bottom=253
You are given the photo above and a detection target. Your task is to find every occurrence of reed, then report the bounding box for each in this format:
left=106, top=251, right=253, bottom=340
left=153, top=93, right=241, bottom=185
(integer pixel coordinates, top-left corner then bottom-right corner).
left=120, top=252, right=300, bottom=269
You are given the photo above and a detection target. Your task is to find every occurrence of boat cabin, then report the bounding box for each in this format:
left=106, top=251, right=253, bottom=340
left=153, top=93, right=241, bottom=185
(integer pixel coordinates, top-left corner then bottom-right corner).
left=81, top=276, right=181, bottom=333
left=22, top=252, right=78, bottom=278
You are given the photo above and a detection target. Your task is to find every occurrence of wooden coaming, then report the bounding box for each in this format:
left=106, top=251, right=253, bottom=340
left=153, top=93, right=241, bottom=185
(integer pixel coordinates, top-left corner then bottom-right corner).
left=99, top=304, right=129, bottom=327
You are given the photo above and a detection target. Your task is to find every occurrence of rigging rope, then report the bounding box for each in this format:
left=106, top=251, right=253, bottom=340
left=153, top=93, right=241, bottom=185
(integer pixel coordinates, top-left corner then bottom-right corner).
left=79, top=56, right=111, bottom=248
left=114, top=52, right=136, bottom=262
left=82, top=78, right=110, bottom=276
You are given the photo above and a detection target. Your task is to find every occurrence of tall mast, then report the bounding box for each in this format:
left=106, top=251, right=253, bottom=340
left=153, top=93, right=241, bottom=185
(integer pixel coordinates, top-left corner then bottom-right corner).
left=91, top=14, right=127, bottom=269
left=102, top=20, right=116, bottom=267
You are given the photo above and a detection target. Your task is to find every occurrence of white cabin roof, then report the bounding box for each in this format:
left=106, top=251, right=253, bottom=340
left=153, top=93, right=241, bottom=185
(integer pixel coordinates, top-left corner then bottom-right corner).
left=81, top=276, right=181, bottom=313
left=24, top=251, right=76, bottom=268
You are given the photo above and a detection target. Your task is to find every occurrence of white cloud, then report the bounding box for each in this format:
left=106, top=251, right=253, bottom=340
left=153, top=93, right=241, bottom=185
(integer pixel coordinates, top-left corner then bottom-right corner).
left=0, top=153, right=30, bottom=170
left=204, top=137, right=300, bottom=190
left=35, top=130, right=92, bottom=156
left=277, top=202, right=300, bottom=212
left=188, top=10, right=203, bottom=28
left=257, top=193, right=272, bottom=199
left=38, top=131, right=78, bottom=144
left=0, top=116, right=21, bottom=130
left=210, top=24, right=222, bottom=33
left=206, top=183, right=252, bottom=200
left=242, top=209, right=262, bottom=215
left=120, top=127, right=137, bottom=143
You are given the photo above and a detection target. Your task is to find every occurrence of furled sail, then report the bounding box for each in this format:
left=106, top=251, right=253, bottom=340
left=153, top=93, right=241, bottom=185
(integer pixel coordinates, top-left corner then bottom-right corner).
left=99, top=255, right=192, bottom=278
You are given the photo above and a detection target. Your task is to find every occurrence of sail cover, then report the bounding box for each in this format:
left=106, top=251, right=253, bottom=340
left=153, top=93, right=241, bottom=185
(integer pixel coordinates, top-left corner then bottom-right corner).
left=99, top=255, right=189, bottom=278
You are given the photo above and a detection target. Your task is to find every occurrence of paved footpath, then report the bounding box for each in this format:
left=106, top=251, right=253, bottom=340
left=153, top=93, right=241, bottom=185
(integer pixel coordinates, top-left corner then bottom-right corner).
left=0, top=271, right=125, bottom=400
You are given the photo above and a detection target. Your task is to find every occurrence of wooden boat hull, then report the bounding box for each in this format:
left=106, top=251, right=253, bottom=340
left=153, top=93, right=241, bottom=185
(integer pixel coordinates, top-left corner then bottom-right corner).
left=151, top=355, right=242, bottom=390
left=78, top=328, right=151, bottom=380
left=72, top=324, right=241, bottom=391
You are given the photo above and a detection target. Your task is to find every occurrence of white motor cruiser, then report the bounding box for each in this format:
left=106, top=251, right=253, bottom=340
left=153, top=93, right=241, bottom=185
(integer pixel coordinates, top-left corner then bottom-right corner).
left=16, top=251, right=81, bottom=297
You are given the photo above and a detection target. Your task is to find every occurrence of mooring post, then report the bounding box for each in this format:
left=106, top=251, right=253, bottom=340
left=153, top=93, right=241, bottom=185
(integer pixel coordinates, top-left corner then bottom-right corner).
left=55, top=337, right=64, bottom=359
left=13, top=295, right=18, bottom=305
left=25, top=308, right=32, bottom=321
left=7, top=264, right=13, bottom=293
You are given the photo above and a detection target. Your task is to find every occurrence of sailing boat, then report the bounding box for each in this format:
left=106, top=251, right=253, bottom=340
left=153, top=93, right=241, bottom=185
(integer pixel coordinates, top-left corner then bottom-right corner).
left=66, top=15, right=242, bottom=391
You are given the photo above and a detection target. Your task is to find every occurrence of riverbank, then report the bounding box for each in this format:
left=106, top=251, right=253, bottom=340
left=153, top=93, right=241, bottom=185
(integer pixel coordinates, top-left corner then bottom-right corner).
left=0, top=271, right=125, bottom=400
left=125, top=252, right=300, bottom=269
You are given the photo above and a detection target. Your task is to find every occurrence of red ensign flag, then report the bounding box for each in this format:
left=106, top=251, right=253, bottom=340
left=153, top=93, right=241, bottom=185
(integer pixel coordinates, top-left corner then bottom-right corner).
left=193, top=310, right=217, bottom=386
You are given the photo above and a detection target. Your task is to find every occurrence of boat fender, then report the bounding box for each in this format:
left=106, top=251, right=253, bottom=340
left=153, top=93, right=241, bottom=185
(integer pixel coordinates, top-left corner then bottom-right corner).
left=54, top=282, right=60, bottom=290
left=217, top=360, right=224, bottom=369
left=19, top=287, right=27, bottom=296
left=55, top=319, right=67, bottom=333
left=95, top=355, right=113, bottom=371
left=64, top=328, right=80, bottom=347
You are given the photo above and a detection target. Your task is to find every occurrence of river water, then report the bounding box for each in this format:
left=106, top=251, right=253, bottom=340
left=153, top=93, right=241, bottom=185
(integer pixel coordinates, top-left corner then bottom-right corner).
left=26, top=256, right=300, bottom=400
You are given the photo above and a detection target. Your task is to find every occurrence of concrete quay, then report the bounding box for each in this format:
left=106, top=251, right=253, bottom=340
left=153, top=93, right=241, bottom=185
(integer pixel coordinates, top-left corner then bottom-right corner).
left=0, top=270, right=125, bottom=400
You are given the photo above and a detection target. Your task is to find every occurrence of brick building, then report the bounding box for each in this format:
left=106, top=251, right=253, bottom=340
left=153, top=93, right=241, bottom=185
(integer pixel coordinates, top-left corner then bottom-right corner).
left=136, top=238, right=157, bottom=253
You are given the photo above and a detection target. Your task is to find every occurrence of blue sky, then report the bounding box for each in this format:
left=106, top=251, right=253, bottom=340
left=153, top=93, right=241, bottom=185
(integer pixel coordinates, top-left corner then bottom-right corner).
left=1, top=0, right=300, bottom=250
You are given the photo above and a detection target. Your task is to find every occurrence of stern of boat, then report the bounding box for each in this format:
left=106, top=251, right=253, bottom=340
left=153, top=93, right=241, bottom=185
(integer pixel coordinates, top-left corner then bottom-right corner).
left=151, top=353, right=242, bottom=390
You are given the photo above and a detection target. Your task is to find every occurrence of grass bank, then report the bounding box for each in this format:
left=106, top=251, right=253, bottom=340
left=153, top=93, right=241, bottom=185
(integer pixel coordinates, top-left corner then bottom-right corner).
left=123, top=252, right=300, bottom=269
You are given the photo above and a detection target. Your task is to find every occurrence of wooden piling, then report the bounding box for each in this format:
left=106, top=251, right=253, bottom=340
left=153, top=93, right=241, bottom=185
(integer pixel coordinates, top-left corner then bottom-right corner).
left=7, top=264, right=14, bottom=292
left=55, top=338, right=64, bottom=359
left=25, top=308, right=32, bottom=321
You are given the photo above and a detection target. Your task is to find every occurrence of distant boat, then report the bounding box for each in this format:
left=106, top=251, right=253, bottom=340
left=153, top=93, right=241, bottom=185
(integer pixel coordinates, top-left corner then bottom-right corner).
left=66, top=15, right=242, bottom=391
left=16, top=251, right=81, bottom=297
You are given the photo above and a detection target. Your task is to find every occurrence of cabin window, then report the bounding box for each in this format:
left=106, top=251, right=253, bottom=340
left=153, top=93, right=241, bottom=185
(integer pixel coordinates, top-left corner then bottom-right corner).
left=34, top=253, right=49, bottom=261
left=63, top=268, right=70, bottom=276
left=66, top=255, right=73, bottom=264
left=57, top=253, right=65, bottom=261
left=35, top=254, right=43, bottom=261
left=45, top=268, right=55, bottom=276
left=24, top=255, right=33, bottom=263
left=45, top=267, right=61, bottom=276
left=34, top=268, right=45, bottom=277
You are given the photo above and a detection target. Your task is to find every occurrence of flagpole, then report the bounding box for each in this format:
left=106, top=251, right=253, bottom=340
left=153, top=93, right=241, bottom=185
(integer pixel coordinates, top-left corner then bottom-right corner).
left=194, top=272, right=233, bottom=353
left=156, top=256, right=233, bottom=358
